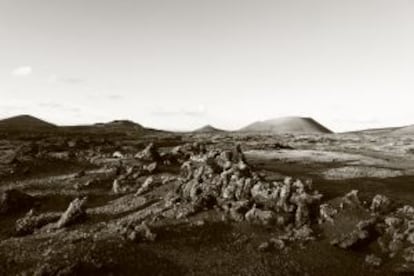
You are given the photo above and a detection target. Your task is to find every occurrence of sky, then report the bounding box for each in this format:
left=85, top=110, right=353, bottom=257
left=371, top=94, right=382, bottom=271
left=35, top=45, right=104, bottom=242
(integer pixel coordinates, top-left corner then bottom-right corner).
left=1, top=0, right=414, bottom=132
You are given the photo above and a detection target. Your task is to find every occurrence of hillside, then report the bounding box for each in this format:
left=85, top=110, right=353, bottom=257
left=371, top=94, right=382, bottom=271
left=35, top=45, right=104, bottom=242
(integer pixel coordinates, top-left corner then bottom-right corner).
left=344, top=127, right=400, bottom=135
left=193, top=124, right=225, bottom=133
left=0, top=115, right=56, bottom=131
left=61, top=119, right=153, bottom=135
left=240, top=116, right=333, bottom=134
left=392, top=125, right=414, bottom=135
left=95, top=120, right=145, bottom=131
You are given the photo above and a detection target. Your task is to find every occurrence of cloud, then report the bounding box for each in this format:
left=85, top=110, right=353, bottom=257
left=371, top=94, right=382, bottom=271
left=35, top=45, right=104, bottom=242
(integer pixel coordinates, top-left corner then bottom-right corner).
left=11, top=66, right=32, bottom=77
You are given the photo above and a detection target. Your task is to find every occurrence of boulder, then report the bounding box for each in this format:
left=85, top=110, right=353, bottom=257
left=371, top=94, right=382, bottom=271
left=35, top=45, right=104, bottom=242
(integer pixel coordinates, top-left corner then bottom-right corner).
left=341, top=190, right=363, bottom=209
left=370, top=194, right=392, bottom=214
left=292, top=225, right=315, bottom=241
left=365, top=254, right=382, bottom=267
left=112, top=151, right=124, bottom=158
left=245, top=205, right=276, bottom=225
left=330, top=218, right=377, bottom=249
left=112, top=179, right=122, bottom=194
left=135, top=176, right=155, bottom=196
left=319, top=203, right=337, bottom=224
left=122, top=221, right=156, bottom=242
left=143, top=162, right=158, bottom=174
left=290, top=190, right=322, bottom=227
left=269, top=238, right=286, bottom=250
left=135, top=143, right=160, bottom=162
left=56, top=197, right=87, bottom=228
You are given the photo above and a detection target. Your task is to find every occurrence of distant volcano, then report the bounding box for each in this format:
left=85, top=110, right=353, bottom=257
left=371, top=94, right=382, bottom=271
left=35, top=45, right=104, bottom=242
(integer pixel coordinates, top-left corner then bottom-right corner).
left=0, top=115, right=56, bottom=131
left=193, top=124, right=226, bottom=133
left=240, top=116, right=333, bottom=134
left=95, top=120, right=145, bottom=131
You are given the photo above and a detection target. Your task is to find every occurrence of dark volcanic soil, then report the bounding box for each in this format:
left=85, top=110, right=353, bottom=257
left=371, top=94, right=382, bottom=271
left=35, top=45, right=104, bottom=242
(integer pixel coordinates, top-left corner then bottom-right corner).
left=0, top=131, right=414, bottom=275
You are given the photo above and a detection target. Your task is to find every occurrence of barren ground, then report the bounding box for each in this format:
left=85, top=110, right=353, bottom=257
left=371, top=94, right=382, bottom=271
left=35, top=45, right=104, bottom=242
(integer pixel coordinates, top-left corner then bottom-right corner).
left=1, top=131, right=414, bottom=275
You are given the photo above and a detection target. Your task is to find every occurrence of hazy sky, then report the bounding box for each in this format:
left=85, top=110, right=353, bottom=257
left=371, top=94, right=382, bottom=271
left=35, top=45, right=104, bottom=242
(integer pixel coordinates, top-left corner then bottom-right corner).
left=1, top=0, right=414, bottom=131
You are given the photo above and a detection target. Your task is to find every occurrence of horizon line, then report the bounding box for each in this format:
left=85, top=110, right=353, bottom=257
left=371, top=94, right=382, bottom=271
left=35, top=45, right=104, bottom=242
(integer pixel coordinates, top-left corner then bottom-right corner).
left=0, top=113, right=412, bottom=134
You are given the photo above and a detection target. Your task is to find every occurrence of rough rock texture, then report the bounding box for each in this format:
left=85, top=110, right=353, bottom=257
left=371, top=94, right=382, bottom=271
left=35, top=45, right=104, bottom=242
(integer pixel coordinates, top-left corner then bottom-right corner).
left=365, top=254, right=382, bottom=267
left=245, top=205, right=276, bottom=225
left=16, top=209, right=60, bottom=235
left=118, top=221, right=157, bottom=242
left=143, top=161, right=158, bottom=174
left=171, top=144, right=323, bottom=230
left=321, top=190, right=373, bottom=247
left=56, top=197, right=88, bottom=228
left=112, top=179, right=122, bottom=194
left=375, top=205, right=414, bottom=271
left=330, top=218, right=377, bottom=249
left=319, top=203, right=337, bottom=224
left=370, top=194, right=392, bottom=214
left=135, top=176, right=156, bottom=196
left=321, top=189, right=414, bottom=272
left=135, top=143, right=161, bottom=162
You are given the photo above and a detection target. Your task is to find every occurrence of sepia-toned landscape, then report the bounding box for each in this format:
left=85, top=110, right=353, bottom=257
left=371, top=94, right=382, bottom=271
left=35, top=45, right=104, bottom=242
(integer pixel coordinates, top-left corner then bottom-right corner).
left=1, top=114, right=414, bottom=275
left=2, top=1, right=414, bottom=275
